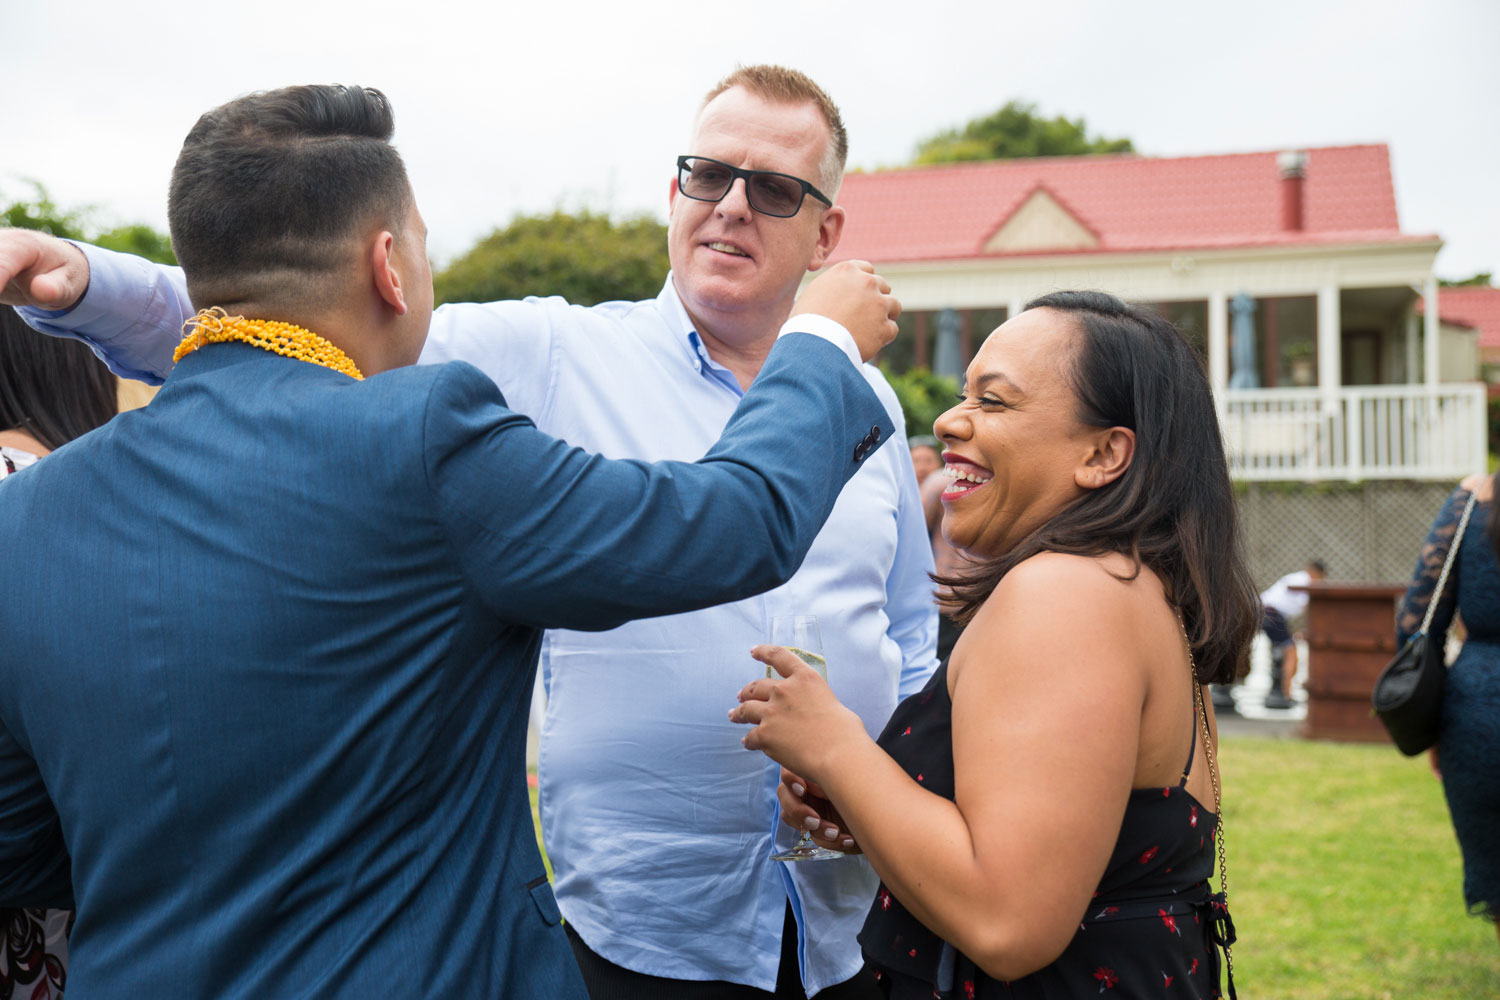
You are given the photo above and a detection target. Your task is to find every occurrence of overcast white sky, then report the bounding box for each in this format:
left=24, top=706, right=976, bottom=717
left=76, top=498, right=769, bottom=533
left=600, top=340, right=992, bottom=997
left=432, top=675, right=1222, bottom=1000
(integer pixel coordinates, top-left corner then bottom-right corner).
left=3, top=0, right=1496, bottom=279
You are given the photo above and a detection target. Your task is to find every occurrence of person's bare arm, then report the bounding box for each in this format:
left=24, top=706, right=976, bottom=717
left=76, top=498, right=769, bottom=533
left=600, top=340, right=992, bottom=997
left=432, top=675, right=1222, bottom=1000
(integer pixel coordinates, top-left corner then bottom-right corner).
left=734, top=553, right=1153, bottom=980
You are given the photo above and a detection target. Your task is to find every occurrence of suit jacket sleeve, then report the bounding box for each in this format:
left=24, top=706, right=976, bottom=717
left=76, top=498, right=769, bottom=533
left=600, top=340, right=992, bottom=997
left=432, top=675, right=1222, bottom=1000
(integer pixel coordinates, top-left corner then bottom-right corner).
left=0, top=725, right=73, bottom=908
left=425, top=332, right=894, bottom=632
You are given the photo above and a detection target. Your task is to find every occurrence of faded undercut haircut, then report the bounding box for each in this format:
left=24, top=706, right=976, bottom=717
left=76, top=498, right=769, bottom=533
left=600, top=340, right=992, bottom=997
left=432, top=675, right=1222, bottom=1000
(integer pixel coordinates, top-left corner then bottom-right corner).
left=167, top=84, right=412, bottom=310
left=700, top=65, right=849, bottom=200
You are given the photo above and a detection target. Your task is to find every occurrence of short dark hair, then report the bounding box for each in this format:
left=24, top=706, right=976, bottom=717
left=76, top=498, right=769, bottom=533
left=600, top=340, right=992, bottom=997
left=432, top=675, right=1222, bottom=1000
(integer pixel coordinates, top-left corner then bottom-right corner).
left=167, top=84, right=411, bottom=309
left=937, top=290, right=1260, bottom=685
left=0, top=308, right=118, bottom=452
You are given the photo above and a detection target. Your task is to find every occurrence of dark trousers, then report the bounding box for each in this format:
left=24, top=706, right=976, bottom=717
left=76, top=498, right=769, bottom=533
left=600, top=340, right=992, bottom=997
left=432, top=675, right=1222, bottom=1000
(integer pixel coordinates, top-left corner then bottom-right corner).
left=565, top=904, right=881, bottom=1000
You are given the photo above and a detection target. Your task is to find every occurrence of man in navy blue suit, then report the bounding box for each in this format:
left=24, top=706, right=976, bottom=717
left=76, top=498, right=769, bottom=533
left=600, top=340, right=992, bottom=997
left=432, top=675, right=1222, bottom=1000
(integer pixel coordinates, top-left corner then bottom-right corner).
left=0, top=84, right=897, bottom=997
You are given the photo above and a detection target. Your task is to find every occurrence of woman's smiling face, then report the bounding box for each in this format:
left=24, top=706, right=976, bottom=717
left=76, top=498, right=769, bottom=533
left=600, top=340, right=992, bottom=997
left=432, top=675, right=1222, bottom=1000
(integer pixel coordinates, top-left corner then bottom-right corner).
left=933, top=307, right=1102, bottom=558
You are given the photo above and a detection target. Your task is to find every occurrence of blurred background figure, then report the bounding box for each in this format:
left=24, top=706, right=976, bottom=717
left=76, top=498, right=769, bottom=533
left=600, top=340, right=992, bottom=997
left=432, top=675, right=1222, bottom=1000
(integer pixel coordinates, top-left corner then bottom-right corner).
left=0, top=306, right=120, bottom=997
left=1, top=307, right=119, bottom=476
left=917, top=449, right=969, bottom=663
left=1258, top=559, right=1327, bottom=709
left=908, top=435, right=942, bottom=487
left=1397, top=472, right=1500, bottom=947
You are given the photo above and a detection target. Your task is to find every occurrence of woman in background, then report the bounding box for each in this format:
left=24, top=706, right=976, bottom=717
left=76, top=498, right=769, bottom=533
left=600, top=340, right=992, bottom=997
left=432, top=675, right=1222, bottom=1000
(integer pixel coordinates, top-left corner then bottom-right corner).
left=733, top=292, right=1258, bottom=997
left=1, top=306, right=119, bottom=997
left=1397, top=471, right=1500, bottom=945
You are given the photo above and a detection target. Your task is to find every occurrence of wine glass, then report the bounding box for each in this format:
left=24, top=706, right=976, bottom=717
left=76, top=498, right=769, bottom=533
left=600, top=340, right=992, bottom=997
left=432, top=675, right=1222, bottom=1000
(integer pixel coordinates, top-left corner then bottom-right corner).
left=767, top=614, right=844, bottom=862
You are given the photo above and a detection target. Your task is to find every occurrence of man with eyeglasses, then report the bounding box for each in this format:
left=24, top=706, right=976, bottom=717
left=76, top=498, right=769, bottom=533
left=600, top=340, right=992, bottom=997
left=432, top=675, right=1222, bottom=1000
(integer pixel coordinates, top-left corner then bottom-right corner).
left=7, top=65, right=937, bottom=1000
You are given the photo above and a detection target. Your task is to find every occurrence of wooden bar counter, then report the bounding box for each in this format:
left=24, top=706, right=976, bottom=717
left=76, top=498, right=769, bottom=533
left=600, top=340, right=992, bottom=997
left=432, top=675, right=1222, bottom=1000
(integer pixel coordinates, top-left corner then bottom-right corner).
left=1294, top=581, right=1406, bottom=743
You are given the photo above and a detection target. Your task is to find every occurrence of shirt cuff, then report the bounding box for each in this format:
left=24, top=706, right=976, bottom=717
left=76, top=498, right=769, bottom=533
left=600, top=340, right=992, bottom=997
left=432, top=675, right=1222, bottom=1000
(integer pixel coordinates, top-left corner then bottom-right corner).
left=776, top=313, right=862, bottom=368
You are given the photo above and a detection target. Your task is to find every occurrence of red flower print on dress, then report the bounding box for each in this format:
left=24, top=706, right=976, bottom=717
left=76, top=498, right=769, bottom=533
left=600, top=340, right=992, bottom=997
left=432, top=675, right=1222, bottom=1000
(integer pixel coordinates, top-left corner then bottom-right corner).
left=1162, top=971, right=1175, bottom=988
left=1093, top=905, right=1120, bottom=920
left=1162, top=787, right=1171, bottom=797
left=879, top=888, right=893, bottom=911
left=1139, top=845, right=1160, bottom=864
left=1189, top=805, right=1198, bottom=828
left=1092, top=966, right=1119, bottom=991
left=917, top=773, right=924, bottom=783
left=1189, top=957, right=1199, bottom=975
left=909, top=947, right=918, bottom=958
left=963, top=980, right=976, bottom=999
left=902, top=726, right=912, bottom=736
left=1158, top=909, right=1181, bottom=936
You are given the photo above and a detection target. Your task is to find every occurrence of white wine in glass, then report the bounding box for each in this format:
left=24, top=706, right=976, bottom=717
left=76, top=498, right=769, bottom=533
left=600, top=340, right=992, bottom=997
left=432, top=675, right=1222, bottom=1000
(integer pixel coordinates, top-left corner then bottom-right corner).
left=767, top=614, right=843, bottom=862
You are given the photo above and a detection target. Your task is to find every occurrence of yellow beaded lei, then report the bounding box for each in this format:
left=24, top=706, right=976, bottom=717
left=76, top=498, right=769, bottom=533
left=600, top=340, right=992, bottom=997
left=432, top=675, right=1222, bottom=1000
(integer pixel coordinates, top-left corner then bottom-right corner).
left=174, top=307, right=364, bottom=380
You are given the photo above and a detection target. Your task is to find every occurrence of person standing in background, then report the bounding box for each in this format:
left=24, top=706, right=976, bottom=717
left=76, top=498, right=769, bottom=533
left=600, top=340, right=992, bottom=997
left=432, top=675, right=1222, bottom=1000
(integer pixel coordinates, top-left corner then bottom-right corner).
left=1398, top=473, right=1500, bottom=947
left=1259, top=560, right=1326, bottom=709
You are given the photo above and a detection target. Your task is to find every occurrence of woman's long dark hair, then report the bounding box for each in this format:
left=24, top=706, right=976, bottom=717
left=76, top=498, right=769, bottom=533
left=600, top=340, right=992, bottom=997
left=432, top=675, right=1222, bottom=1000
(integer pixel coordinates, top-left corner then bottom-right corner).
left=0, top=307, right=118, bottom=451
left=936, top=291, right=1260, bottom=685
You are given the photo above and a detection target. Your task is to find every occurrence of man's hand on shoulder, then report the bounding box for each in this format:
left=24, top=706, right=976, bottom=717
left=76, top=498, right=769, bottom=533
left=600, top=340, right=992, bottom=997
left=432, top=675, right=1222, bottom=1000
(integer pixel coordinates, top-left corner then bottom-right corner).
left=0, top=229, right=90, bottom=311
left=793, top=260, right=901, bottom=364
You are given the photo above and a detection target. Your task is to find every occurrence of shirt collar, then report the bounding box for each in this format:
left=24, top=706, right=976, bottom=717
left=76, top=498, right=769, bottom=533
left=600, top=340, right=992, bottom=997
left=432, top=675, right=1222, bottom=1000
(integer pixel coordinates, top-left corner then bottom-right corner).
left=658, top=273, right=744, bottom=397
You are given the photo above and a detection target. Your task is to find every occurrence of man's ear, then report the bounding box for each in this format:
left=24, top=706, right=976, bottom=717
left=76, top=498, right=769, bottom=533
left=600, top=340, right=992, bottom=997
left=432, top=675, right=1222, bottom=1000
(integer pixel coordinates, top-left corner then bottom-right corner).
left=807, top=205, right=846, bottom=271
left=1075, top=427, right=1135, bottom=491
left=371, top=230, right=408, bottom=316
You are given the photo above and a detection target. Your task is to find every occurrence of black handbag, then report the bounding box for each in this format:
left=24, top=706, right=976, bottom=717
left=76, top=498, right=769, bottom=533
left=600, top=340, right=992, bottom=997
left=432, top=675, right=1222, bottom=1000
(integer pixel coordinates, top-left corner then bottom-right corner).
left=1372, top=494, right=1477, bottom=756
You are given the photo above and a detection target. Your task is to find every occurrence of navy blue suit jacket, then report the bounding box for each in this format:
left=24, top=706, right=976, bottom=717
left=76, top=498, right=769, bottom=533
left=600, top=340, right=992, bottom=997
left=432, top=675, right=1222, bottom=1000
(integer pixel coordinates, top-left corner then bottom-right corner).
left=0, top=332, right=891, bottom=997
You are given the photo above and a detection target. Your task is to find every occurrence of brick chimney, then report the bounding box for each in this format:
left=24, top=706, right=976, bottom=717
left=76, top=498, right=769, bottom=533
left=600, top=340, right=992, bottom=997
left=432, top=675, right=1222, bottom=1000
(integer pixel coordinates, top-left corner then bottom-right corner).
left=1277, top=150, right=1307, bottom=231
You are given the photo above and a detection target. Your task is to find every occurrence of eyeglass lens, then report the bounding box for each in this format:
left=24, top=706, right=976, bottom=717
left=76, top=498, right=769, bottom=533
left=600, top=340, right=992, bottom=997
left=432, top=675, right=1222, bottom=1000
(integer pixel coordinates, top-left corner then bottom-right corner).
left=680, top=159, right=806, bottom=217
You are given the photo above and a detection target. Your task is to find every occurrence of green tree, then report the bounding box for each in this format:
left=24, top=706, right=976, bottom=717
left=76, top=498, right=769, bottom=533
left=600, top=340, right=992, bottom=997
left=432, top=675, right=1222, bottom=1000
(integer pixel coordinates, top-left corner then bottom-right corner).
left=435, top=211, right=669, bottom=307
left=881, top=365, right=958, bottom=441
left=912, top=100, right=1134, bottom=165
left=1440, top=272, right=1493, bottom=288
left=2, top=182, right=176, bottom=264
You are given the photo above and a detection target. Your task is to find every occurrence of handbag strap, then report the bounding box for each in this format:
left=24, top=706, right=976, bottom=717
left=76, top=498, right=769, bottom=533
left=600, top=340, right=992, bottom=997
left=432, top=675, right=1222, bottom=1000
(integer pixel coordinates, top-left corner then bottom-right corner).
left=1420, top=493, right=1479, bottom=634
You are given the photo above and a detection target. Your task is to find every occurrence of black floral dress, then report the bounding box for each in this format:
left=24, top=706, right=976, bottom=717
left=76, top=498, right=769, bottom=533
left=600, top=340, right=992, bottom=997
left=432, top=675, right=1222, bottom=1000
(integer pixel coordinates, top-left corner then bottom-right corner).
left=859, top=661, right=1234, bottom=999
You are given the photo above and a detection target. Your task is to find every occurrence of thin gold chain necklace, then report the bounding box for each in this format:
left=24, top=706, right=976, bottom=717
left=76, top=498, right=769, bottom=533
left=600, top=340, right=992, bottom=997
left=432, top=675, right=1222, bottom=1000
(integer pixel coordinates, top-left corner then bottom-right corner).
left=174, top=307, right=364, bottom=380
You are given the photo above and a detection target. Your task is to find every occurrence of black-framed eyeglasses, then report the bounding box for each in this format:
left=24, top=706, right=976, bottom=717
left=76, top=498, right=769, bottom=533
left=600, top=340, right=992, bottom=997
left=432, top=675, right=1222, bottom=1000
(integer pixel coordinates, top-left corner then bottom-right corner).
left=676, top=155, right=832, bottom=218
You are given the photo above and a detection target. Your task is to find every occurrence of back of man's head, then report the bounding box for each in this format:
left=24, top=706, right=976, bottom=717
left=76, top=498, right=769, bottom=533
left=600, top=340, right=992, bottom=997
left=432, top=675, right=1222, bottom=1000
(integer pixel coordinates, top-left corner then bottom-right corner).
left=167, top=84, right=411, bottom=311
left=699, top=65, right=848, bottom=198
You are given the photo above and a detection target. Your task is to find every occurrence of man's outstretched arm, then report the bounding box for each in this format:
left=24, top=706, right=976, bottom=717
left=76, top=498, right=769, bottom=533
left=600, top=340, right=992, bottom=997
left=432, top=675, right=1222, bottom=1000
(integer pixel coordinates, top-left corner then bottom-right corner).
left=1, top=231, right=186, bottom=384
left=433, top=263, right=905, bottom=632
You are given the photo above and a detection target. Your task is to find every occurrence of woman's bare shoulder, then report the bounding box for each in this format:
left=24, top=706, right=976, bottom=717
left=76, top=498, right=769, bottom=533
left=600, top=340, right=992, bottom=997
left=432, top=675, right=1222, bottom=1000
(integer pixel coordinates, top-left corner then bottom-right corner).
left=978, top=551, right=1164, bottom=632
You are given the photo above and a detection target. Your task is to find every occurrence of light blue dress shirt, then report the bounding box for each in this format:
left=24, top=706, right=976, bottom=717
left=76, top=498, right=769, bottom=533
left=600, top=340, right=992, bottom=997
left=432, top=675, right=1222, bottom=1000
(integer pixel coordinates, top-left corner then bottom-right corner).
left=23, top=248, right=939, bottom=994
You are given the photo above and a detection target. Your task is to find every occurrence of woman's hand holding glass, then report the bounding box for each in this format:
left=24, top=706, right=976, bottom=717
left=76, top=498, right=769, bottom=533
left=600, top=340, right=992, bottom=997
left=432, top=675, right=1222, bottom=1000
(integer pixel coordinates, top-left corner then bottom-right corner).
left=731, top=642, right=869, bottom=858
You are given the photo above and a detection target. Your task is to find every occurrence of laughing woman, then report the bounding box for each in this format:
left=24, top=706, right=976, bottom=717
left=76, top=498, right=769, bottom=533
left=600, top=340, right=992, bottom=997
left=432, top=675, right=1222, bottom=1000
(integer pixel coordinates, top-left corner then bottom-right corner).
left=731, top=292, right=1259, bottom=999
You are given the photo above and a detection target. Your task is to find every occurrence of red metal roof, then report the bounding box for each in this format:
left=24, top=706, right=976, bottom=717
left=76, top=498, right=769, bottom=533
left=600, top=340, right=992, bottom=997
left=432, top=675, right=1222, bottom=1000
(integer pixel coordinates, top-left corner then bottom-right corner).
left=1419, top=286, right=1500, bottom=350
left=830, top=144, right=1432, bottom=264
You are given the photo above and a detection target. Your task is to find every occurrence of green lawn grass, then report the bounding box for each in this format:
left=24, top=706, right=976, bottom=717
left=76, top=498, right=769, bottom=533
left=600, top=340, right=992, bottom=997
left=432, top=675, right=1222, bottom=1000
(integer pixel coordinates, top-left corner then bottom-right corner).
left=1221, top=737, right=1496, bottom=998
left=529, top=738, right=1498, bottom=995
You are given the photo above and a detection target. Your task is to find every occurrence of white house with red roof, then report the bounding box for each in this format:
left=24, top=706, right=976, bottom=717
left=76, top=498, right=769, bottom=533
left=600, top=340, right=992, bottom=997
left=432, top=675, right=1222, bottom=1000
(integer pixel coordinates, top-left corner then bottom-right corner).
left=829, top=144, right=1485, bottom=482
left=1419, top=284, right=1500, bottom=394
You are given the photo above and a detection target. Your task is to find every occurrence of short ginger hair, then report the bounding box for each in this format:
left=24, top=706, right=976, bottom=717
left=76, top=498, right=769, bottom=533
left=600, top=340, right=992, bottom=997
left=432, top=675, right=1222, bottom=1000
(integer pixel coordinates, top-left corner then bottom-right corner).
left=698, top=65, right=849, bottom=199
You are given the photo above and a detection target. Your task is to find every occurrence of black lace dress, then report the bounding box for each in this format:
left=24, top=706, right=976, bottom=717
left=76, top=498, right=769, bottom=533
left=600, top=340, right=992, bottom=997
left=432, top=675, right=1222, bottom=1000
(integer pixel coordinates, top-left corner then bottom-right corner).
left=858, top=661, right=1234, bottom=998
left=1397, top=484, right=1500, bottom=921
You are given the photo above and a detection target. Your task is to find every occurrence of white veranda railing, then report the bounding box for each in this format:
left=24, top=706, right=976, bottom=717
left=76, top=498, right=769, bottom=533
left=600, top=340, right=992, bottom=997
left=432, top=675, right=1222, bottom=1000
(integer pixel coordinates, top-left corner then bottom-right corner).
left=1218, top=383, right=1488, bottom=481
